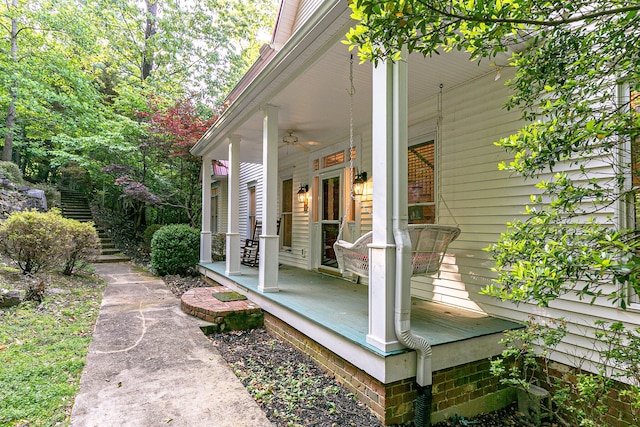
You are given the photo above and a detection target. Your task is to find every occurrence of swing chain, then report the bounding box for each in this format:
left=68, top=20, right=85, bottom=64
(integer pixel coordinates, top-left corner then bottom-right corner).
left=338, top=55, right=371, bottom=241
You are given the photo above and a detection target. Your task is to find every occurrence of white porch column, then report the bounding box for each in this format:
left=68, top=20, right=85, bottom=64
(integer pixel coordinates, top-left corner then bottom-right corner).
left=258, top=105, right=279, bottom=292
left=225, top=135, right=241, bottom=275
left=366, top=59, right=403, bottom=352
left=199, top=156, right=212, bottom=263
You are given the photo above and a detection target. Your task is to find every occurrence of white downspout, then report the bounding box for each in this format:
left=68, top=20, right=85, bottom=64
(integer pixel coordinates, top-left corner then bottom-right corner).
left=392, top=49, right=433, bottom=426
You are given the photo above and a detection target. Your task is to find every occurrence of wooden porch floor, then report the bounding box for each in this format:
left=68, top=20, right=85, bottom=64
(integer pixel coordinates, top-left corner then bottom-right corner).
left=198, top=262, right=521, bottom=358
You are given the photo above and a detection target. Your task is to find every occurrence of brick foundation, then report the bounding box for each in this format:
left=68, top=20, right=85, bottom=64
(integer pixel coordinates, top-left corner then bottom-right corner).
left=538, top=360, right=639, bottom=427
left=264, top=313, right=513, bottom=425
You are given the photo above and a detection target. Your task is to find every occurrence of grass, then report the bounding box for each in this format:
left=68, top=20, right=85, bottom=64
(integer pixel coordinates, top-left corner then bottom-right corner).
left=0, top=263, right=105, bottom=427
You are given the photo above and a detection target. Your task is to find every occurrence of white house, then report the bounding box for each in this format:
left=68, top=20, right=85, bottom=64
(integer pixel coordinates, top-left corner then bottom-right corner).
left=191, top=1, right=640, bottom=425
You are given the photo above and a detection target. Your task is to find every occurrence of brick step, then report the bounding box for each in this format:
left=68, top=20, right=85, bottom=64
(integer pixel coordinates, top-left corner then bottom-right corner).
left=181, top=287, right=263, bottom=333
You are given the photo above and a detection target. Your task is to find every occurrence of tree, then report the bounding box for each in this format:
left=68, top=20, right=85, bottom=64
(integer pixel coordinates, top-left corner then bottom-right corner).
left=347, top=1, right=640, bottom=424
left=0, top=0, right=108, bottom=171
left=144, top=96, right=217, bottom=226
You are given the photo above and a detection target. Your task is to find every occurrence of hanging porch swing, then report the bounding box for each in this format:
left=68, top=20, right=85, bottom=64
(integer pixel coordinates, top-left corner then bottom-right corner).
left=332, top=58, right=460, bottom=279
left=334, top=224, right=461, bottom=278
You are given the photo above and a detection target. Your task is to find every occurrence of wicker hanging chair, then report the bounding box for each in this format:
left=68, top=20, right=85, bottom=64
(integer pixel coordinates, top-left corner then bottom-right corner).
left=333, top=224, right=461, bottom=278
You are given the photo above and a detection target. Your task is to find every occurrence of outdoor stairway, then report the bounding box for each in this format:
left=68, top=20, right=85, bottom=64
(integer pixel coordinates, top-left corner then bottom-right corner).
left=60, top=189, right=130, bottom=263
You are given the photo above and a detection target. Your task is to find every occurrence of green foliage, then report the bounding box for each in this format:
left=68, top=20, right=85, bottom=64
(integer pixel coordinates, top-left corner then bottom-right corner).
left=212, top=233, right=226, bottom=262
left=0, top=210, right=99, bottom=275
left=143, top=223, right=163, bottom=250
left=0, top=267, right=105, bottom=426
left=492, top=318, right=640, bottom=426
left=1, top=0, right=278, bottom=226
left=0, top=210, right=70, bottom=274
left=0, top=161, right=24, bottom=184
left=61, top=219, right=101, bottom=276
left=150, top=224, right=200, bottom=276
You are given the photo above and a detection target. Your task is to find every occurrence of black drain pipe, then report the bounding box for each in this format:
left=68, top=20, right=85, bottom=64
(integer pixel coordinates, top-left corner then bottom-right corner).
left=415, top=384, right=433, bottom=427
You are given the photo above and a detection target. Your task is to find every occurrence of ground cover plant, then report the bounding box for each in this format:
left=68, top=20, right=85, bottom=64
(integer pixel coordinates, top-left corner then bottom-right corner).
left=0, top=261, right=105, bottom=426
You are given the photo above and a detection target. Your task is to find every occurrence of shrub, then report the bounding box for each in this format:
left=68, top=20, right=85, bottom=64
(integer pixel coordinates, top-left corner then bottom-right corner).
left=212, top=233, right=226, bottom=261
left=151, top=224, right=200, bottom=276
left=61, top=219, right=101, bottom=276
left=0, top=161, right=24, bottom=184
left=0, top=210, right=68, bottom=274
left=143, top=224, right=163, bottom=251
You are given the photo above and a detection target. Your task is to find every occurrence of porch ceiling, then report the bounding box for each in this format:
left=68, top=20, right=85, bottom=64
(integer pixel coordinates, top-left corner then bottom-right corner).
left=199, top=16, right=500, bottom=164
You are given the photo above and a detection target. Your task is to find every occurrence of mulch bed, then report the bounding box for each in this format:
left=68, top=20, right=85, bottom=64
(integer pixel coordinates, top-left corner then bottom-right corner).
left=165, top=275, right=531, bottom=427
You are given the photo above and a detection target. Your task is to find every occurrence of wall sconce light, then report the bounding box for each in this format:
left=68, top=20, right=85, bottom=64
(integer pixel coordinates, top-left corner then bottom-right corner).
left=297, top=184, right=309, bottom=212
left=353, top=171, right=367, bottom=196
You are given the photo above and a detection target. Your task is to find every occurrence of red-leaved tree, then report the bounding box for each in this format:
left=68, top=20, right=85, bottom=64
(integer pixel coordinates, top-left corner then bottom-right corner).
left=143, top=96, right=217, bottom=226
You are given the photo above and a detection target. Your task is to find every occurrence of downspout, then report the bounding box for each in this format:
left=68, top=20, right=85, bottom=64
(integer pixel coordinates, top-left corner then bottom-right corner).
left=392, top=50, right=433, bottom=427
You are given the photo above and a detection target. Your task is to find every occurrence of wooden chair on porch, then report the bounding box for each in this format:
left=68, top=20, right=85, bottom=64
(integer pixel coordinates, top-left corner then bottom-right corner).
left=240, top=220, right=262, bottom=267
left=240, top=219, right=281, bottom=267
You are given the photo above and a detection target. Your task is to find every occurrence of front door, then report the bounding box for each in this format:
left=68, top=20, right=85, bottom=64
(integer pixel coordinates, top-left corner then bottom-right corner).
left=320, top=173, right=342, bottom=268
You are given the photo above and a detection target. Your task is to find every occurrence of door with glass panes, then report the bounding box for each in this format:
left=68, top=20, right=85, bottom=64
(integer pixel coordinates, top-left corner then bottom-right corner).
left=319, top=173, right=342, bottom=268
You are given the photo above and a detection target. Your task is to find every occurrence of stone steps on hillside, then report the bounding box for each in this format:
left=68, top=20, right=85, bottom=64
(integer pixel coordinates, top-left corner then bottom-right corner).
left=59, top=189, right=130, bottom=263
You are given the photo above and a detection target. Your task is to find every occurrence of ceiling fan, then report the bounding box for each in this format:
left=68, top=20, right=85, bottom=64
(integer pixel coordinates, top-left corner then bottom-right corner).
left=279, top=130, right=321, bottom=152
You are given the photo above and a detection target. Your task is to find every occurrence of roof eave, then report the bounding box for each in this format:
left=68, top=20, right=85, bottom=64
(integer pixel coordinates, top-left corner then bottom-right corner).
left=191, top=0, right=347, bottom=158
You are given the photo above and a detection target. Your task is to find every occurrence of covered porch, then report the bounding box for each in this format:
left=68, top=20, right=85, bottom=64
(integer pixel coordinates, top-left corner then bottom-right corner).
left=197, top=262, right=521, bottom=385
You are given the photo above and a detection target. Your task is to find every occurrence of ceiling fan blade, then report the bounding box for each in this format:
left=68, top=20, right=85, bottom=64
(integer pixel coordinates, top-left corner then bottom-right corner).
left=294, top=143, right=310, bottom=152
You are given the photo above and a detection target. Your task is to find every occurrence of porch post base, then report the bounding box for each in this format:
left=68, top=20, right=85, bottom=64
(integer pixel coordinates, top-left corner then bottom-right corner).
left=258, top=235, right=280, bottom=292
left=366, top=334, right=403, bottom=352
left=367, top=243, right=398, bottom=352
left=225, top=232, right=241, bottom=276
left=199, top=231, right=212, bottom=264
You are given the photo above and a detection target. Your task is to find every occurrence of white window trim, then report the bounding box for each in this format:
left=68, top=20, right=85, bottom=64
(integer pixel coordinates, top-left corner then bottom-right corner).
left=618, top=82, right=639, bottom=309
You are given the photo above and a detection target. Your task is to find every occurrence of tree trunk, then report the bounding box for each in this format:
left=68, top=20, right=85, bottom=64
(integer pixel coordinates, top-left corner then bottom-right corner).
left=3, top=0, right=19, bottom=162
left=141, top=0, right=158, bottom=82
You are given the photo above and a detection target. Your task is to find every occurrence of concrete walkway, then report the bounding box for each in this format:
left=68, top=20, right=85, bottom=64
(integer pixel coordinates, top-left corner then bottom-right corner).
left=71, top=263, right=273, bottom=427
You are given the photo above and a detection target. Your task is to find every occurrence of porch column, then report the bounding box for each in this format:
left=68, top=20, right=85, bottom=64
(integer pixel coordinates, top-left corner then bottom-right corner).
left=367, top=59, right=403, bottom=352
left=199, top=156, right=212, bottom=263
left=225, top=135, right=241, bottom=275
left=258, top=105, right=279, bottom=292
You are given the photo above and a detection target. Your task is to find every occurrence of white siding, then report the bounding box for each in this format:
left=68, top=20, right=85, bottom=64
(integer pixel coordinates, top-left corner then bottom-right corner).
left=404, top=70, right=640, bottom=369
left=279, top=149, right=312, bottom=269
left=239, top=163, right=263, bottom=239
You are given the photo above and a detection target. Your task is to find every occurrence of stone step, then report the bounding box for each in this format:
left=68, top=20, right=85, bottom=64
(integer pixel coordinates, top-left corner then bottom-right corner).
left=101, top=247, right=121, bottom=255
left=94, top=253, right=130, bottom=263
left=62, top=207, right=91, bottom=212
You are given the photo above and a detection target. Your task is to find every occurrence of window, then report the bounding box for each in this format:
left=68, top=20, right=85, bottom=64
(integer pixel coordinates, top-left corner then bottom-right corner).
left=408, top=140, right=435, bottom=224
left=248, top=185, right=256, bottom=238
left=323, top=150, right=345, bottom=168
left=281, top=179, right=293, bottom=248
left=211, top=185, right=219, bottom=234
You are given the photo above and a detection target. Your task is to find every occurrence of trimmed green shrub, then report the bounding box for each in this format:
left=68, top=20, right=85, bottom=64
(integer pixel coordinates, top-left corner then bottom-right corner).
left=151, top=224, right=200, bottom=276
left=0, top=210, right=68, bottom=274
left=143, top=224, right=163, bottom=251
left=61, top=219, right=101, bottom=276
